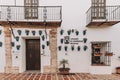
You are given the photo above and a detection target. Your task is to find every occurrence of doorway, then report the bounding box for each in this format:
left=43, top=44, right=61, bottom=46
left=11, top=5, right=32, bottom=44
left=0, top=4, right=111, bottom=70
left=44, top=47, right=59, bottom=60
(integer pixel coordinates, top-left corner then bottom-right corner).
left=26, top=39, right=41, bottom=71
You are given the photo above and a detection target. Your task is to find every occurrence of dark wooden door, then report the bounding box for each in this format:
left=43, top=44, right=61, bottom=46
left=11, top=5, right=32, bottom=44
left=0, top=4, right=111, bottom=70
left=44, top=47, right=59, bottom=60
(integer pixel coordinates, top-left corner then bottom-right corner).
left=26, top=39, right=40, bottom=70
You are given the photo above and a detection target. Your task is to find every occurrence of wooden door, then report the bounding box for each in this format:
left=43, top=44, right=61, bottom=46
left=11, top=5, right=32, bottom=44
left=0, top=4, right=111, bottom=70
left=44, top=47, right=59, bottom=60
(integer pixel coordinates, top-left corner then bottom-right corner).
left=92, top=0, right=106, bottom=19
left=26, top=39, right=40, bottom=70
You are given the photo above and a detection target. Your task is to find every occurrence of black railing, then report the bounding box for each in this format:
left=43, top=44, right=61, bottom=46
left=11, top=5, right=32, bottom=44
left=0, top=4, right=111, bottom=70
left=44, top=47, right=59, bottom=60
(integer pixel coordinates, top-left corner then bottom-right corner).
left=86, top=6, right=120, bottom=26
left=0, top=5, right=62, bottom=22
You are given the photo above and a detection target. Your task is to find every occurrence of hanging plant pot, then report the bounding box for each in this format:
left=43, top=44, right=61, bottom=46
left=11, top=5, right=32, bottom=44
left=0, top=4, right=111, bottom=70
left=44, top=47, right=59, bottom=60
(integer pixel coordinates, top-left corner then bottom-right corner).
left=0, top=42, right=2, bottom=47
left=83, top=45, right=88, bottom=51
left=58, top=46, right=62, bottom=51
left=46, top=41, right=50, bottom=46
left=0, top=30, right=2, bottom=35
left=39, top=30, right=42, bottom=36
left=64, top=46, right=68, bottom=51
left=16, top=36, right=19, bottom=42
left=42, top=45, right=45, bottom=49
left=67, top=30, right=71, bottom=35
left=11, top=42, right=15, bottom=47
left=83, top=38, right=87, bottom=43
left=71, top=45, right=74, bottom=51
left=83, top=30, right=87, bottom=36
left=60, top=39, right=64, bottom=44
left=42, top=35, right=45, bottom=41
left=32, top=31, right=36, bottom=36
left=72, top=29, right=74, bottom=33
left=17, top=30, right=22, bottom=35
left=75, top=31, right=79, bottom=36
left=77, top=46, right=81, bottom=51
left=16, top=45, right=20, bottom=50
left=25, top=30, right=29, bottom=35
left=60, top=29, right=64, bottom=35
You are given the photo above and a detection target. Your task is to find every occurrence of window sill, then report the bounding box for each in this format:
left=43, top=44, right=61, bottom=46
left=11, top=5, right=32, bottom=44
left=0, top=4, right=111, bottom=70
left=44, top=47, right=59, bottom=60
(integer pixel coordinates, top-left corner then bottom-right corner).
left=91, top=64, right=110, bottom=66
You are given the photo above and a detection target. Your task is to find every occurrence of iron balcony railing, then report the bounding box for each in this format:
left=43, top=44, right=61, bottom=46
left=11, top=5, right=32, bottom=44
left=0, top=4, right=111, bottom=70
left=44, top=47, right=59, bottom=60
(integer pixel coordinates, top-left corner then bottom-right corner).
left=86, top=6, right=120, bottom=26
left=0, top=5, right=62, bottom=22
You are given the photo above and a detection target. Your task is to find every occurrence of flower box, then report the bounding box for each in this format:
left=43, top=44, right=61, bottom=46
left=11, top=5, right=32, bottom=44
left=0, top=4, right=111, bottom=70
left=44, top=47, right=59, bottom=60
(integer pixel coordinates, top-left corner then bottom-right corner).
left=94, top=53, right=102, bottom=56
left=105, top=53, right=113, bottom=56
left=93, top=45, right=102, bottom=49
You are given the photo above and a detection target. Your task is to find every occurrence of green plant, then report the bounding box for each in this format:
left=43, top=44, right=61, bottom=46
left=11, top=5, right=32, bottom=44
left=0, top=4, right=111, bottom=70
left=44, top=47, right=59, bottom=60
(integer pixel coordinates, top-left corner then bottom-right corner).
left=83, top=38, right=87, bottom=43
left=59, top=59, right=69, bottom=68
left=77, top=46, right=81, bottom=51
left=0, top=42, right=2, bottom=47
left=84, top=45, right=88, bottom=51
left=83, top=30, right=87, bottom=35
left=39, top=30, right=42, bottom=35
left=67, top=30, right=71, bottom=35
left=16, top=45, right=20, bottom=50
left=16, top=36, right=19, bottom=42
left=75, top=30, right=79, bottom=35
left=42, top=35, right=45, bottom=41
left=11, top=42, right=15, bottom=47
left=64, top=46, right=68, bottom=51
left=17, top=30, right=22, bottom=35
left=60, top=39, right=64, bottom=44
left=0, top=30, right=2, bottom=35
left=42, top=45, right=45, bottom=49
left=60, top=29, right=64, bottom=35
left=32, top=31, right=36, bottom=35
left=25, top=30, right=29, bottom=35
left=46, top=41, right=50, bottom=46
left=58, top=46, right=62, bottom=51
left=71, top=45, right=74, bottom=51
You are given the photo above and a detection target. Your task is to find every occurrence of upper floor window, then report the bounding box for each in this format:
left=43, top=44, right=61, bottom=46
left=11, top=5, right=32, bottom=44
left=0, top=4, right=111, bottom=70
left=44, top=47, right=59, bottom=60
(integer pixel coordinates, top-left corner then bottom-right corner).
left=24, top=0, right=38, bottom=19
left=92, top=0, right=106, bottom=19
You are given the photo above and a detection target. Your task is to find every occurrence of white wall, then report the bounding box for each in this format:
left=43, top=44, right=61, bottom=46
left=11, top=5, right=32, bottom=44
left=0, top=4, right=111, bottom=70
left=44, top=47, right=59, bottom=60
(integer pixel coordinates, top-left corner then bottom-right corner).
left=0, top=0, right=120, bottom=74
left=0, top=26, right=5, bottom=73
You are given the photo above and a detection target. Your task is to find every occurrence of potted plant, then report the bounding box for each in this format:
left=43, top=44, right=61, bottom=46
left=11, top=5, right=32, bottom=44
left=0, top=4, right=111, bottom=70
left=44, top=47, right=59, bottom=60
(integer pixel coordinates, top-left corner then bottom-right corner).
left=71, top=45, right=74, bottom=51
left=0, top=42, right=2, bottom=47
left=17, top=30, right=22, bottom=35
left=83, top=38, right=87, bottom=43
left=59, top=59, right=70, bottom=75
left=77, top=46, right=81, bottom=51
left=25, top=30, right=29, bottom=35
left=75, top=30, right=79, bottom=36
left=60, top=29, right=64, bottom=35
left=0, top=30, right=2, bottom=35
left=16, top=45, right=20, bottom=50
left=105, top=52, right=113, bottom=56
left=39, top=30, right=42, bottom=36
left=116, top=67, right=120, bottom=74
left=83, top=29, right=87, bottom=35
left=67, top=30, right=71, bottom=35
left=58, top=46, right=62, bottom=51
left=94, top=53, right=102, bottom=56
left=16, top=36, right=19, bottom=42
left=11, top=42, right=15, bottom=47
left=64, top=46, right=68, bottom=51
left=32, top=31, right=36, bottom=36
left=83, top=45, right=88, bottom=51
left=42, top=44, right=45, bottom=49
left=60, top=39, right=64, bottom=44
left=72, top=29, right=74, bottom=33
left=42, top=35, right=45, bottom=41
left=46, top=41, right=50, bottom=46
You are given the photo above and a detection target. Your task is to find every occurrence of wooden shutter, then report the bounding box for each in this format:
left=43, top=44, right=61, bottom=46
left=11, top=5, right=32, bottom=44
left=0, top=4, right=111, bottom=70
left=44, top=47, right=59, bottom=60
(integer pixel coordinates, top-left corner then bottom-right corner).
left=24, top=0, right=38, bottom=19
left=92, top=0, right=106, bottom=19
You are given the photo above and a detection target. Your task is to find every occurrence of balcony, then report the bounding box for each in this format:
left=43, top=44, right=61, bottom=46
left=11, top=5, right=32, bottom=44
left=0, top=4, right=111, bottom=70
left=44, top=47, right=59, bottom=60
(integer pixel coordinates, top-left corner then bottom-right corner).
left=86, top=6, right=120, bottom=27
left=0, top=5, right=62, bottom=26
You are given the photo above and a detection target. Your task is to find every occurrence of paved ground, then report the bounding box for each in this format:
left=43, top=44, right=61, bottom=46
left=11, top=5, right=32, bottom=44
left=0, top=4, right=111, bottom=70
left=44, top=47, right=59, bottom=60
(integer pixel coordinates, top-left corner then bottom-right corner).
left=0, top=73, right=120, bottom=80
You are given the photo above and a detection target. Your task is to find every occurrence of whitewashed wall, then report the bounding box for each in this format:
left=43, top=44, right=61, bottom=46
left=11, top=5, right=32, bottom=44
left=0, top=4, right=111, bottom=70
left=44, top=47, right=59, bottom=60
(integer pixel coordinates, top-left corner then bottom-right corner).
left=0, top=26, right=5, bottom=73
left=0, top=0, right=120, bottom=74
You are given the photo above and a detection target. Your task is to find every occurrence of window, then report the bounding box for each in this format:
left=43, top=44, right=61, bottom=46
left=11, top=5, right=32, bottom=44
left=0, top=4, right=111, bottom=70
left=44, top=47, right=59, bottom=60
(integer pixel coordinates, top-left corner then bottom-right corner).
left=91, top=42, right=113, bottom=66
left=24, top=0, right=38, bottom=19
left=92, top=0, right=106, bottom=19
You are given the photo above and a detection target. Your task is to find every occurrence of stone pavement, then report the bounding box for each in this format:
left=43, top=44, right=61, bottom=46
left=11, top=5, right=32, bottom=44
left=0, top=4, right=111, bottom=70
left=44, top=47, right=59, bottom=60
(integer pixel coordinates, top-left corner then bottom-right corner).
left=0, top=73, right=120, bottom=80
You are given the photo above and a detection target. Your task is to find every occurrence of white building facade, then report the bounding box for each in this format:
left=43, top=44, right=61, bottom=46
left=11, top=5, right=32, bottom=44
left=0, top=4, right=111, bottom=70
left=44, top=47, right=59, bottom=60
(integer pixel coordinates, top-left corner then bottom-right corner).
left=0, top=0, right=120, bottom=74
